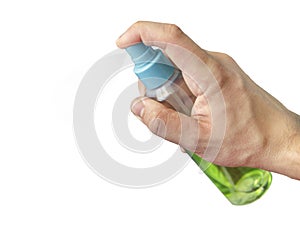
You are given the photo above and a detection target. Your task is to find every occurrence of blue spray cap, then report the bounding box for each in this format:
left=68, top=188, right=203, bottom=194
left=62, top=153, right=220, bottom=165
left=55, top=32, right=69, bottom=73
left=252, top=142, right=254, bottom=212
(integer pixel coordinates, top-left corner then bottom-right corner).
left=125, top=43, right=175, bottom=90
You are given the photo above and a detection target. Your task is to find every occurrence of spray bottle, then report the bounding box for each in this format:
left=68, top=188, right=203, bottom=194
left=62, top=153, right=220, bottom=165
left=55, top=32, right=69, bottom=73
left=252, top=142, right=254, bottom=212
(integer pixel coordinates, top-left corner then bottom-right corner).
left=126, top=43, right=272, bottom=205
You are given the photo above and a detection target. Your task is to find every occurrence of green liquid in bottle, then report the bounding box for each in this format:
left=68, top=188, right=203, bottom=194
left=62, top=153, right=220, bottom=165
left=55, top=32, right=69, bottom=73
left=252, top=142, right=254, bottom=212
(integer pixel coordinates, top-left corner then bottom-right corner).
left=186, top=151, right=272, bottom=205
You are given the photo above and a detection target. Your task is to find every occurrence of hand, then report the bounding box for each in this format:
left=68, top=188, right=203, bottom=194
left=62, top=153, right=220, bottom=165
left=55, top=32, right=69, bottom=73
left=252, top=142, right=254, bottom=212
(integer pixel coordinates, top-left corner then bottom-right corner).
left=116, top=21, right=300, bottom=179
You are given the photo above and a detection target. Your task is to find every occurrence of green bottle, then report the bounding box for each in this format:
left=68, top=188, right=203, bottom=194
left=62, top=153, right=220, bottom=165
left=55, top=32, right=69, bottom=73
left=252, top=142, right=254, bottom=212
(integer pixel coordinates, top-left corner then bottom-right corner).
left=186, top=151, right=272, bottom=205
left=126, top=43, right=272, bottom=205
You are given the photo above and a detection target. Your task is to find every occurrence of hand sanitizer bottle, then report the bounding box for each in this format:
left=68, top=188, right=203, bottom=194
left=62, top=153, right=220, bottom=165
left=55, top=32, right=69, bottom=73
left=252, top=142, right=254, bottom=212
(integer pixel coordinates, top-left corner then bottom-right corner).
left=125, top=42, right=272, bottom=205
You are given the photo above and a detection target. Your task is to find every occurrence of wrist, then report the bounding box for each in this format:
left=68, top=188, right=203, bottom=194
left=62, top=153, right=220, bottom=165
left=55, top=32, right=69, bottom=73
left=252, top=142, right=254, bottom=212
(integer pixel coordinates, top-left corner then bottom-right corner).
left=252, top=110, right=300, bottom=179
left=272, top=112, right=300, bottom=179
left=286, top=113, right=300, bottom=179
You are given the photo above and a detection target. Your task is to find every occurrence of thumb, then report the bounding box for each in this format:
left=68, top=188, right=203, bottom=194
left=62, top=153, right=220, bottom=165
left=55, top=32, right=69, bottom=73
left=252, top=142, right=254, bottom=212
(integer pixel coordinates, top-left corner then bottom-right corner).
left=131, top=97, right=202, bottom=152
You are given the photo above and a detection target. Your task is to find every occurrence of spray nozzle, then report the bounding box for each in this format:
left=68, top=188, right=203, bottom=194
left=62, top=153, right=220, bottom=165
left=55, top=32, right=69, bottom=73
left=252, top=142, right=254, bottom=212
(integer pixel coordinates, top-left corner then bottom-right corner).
left=125, top=43, right=175, bottom=90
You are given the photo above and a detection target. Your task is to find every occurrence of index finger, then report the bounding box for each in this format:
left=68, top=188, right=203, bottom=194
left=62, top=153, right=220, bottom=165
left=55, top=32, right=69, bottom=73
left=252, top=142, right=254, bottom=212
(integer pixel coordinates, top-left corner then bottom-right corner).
left=117, top=21, right=218, bottom=96
left=116, top=21, right=209, bottom=65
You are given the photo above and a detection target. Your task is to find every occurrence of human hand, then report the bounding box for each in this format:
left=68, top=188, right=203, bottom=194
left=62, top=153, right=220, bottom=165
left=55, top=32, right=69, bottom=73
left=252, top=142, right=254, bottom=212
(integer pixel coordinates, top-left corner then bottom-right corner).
left=116, top=21, right=300, bottom=179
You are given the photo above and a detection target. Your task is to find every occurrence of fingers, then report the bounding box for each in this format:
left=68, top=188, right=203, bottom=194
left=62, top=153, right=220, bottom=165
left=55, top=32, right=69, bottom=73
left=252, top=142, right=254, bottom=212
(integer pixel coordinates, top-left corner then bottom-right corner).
left=116, top=21, right=209, bottom=65
left=118, top=21, right=219, bottom=96
left=116, top=21, right=188, bottom=48
left=131, top=97, right=204, bottom=152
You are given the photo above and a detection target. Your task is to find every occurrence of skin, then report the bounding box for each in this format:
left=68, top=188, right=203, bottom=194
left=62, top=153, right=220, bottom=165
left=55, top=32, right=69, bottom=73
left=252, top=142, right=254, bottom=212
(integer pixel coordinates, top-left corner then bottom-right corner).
left=116, top=21, right=300, bottom=180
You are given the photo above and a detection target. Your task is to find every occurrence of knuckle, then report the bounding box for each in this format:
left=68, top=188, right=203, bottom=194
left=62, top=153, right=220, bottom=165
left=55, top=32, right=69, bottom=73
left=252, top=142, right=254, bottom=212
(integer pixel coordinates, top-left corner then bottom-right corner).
left=209, top=62, right=228, bottom=86
left=215, top=61, right=227, bottom=75
left=165, top=24, right=184, bottom=39
left=233, top=74, right=246, bottom=89
left=132, top=20, right=144, bottom=29
left=211, top=52, right=235, bottom=66
left=149, top=109, right=169, bottom=136
left=222, top=53, right=233, bottom=61
left=226, top=72, right=246, bottom=95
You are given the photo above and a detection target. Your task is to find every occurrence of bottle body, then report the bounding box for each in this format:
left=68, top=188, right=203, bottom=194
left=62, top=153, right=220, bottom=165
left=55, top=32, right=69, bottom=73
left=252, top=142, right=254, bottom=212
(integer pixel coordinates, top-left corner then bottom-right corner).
left=146, top=69, right=272, bottom=205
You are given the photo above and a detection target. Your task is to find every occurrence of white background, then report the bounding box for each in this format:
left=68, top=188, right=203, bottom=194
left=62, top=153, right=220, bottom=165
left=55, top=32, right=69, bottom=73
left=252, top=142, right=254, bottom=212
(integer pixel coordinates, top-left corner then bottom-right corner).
left=1, top=0, right=300, bottom=226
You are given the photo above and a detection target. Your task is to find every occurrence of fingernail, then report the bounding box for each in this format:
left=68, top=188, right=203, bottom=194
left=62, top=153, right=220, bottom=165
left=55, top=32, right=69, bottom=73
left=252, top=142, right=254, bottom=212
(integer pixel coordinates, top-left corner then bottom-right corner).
left=131, top=98, right=145, bottom=118
left=116, top=31, right=127, bottom=45
left=117, top=30, right=133, bottom=47
left=116, top=33, right=124, bottom=45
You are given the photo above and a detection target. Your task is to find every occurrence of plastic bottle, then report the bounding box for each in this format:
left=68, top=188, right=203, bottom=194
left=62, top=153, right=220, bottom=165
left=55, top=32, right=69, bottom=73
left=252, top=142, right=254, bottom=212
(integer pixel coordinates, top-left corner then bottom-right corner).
left=125, top=42, right=272, bottom=205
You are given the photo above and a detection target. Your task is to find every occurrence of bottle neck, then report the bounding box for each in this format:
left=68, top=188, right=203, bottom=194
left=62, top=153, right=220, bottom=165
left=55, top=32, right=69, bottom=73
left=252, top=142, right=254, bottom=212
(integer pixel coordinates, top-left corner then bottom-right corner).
left=145, top=69, right=196, bottom=116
